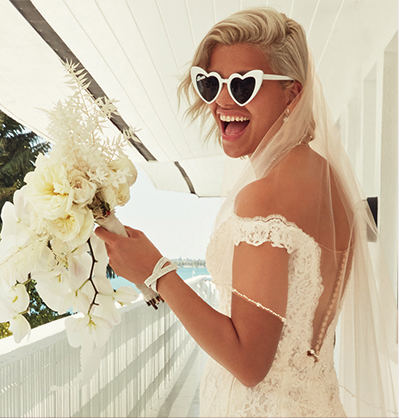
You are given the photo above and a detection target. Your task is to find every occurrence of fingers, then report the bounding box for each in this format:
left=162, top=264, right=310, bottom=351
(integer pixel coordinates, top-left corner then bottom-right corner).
left=95, top=225, right=143, bottom=241
left=145, top=295, right=164, bottom=310
left=124, top=225, right=145, bottom=238
left=94, top=226, right=117, bottom=243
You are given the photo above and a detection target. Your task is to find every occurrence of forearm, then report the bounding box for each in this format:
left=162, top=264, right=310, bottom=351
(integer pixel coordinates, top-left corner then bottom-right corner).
left=94, top=225, right=284, bottom=386
left=156, top=271, right=276, bottom=387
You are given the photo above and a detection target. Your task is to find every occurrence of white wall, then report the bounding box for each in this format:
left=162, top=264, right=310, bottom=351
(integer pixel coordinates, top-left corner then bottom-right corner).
left=379, top=33, right=398, bottom=296
left=338, top=32, right=398, bottom=296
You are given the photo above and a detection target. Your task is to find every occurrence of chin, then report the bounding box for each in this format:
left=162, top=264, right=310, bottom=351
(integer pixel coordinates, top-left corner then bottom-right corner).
left=222, top=142, right=249, bottom=159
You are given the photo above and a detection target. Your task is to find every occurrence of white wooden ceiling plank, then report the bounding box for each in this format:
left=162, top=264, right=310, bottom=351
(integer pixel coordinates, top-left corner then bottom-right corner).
left=241, top=0, right=268, bottom=10
left=305, top=0, right=343, bottom=64
left=155, top=0, right=196, bottom=72
left=267, top=0, right=293, bottom=17
left=33, top=0, right=181, bottom=162
left=213, top=0, right=240, bottom=23
left=185, top=0, right=216, bottom=48
left=0, top=0, right=71, bottom=141
left=123, top=0, right=202, bottom=161
left=95, top=0, right=196, bottom=161
left=146, top=0, right=205, bottom=159
left=64, top=0, right=178, bottom=161
left=178, top=156, right=227, bottom=197
left=290, top=0, right=319, bottom=35
left=139, top=161, right=191, bottom=193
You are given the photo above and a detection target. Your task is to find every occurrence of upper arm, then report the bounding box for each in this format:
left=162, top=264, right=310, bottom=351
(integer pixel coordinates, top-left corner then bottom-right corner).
left=227, top=148, right=323, bottom=385
left=230, top=181, right=290, bottom=385
left=231, top=236, right=289, bottom=384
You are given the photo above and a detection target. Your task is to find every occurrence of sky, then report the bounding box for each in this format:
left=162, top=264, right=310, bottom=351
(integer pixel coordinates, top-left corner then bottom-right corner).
left=116, top=166, right=222, bottom=260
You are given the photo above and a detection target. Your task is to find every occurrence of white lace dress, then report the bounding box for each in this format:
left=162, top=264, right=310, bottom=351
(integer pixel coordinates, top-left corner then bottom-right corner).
left=200, top=213, right=346, bottom=417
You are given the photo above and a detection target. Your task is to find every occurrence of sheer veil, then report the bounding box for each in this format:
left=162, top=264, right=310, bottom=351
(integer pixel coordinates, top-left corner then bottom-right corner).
left=215, top=52, right=398, bottom=417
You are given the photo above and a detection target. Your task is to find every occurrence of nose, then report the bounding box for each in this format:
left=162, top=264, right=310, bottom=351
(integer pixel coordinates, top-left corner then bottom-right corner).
left=215, top=82, right=234, bottom=107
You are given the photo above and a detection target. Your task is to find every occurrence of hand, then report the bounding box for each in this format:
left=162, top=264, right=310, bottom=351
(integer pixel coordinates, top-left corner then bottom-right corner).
left=95, top=226, right=163, bottom=285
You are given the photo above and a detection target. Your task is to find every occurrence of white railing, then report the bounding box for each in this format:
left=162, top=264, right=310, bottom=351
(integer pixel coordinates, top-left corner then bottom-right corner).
left=0, top=276, right=217, bottom=418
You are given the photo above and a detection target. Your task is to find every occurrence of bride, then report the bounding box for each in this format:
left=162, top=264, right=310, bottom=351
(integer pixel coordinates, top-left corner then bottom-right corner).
left=96, top=8, right=397, bottom=417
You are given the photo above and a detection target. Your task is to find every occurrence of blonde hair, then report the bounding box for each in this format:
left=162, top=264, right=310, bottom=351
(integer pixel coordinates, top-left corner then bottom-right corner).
left=178, top=8, right=310, bottom=143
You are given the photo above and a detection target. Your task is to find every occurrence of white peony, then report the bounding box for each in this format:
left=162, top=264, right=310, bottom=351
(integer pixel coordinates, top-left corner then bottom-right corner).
left=68, top=169, right=97, bottom=207
left=25, top=156, right=74, bottom=220
left=46, top=207, right=94, bottom=249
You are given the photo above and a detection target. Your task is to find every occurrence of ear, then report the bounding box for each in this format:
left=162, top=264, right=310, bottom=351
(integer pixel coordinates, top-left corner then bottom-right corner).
left=285, top=81, right=302, bottom=105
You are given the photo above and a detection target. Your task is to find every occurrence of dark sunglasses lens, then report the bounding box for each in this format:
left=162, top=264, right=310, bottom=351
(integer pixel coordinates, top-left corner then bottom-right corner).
left=196, top=74, right=219, bottom=102
left=230, top=77, right=256, bottom=104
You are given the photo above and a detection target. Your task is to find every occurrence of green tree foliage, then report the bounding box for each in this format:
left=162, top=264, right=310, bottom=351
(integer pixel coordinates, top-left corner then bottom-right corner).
left=0, top=322, right=12, bottom=339
left=0, top=110, right=51, bottom=231
left=0, top=110, right=65, bottom=339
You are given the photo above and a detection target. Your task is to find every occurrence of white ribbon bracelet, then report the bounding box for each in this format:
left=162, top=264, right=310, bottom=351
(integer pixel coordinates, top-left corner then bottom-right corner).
left=144, top=257, right=178, bottom=292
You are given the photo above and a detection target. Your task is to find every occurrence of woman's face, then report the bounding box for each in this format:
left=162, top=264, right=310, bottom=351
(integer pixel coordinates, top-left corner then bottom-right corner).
left=207, top=43, right=289, bottom=158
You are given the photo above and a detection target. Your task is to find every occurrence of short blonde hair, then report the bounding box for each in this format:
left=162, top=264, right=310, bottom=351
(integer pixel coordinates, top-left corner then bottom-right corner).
left=178, top=8, right=309, bottom=143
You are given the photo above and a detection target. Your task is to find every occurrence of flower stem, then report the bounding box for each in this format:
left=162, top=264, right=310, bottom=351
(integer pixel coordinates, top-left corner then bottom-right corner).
left=86, top=238, right=99, bottom=314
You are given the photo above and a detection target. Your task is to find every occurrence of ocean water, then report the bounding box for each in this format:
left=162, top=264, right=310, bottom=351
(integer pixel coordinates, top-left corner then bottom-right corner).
left=111, top=266, right=210, bottom=290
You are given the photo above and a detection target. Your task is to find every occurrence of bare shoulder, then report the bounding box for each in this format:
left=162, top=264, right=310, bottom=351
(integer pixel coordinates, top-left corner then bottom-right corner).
left=235, top=145, right=327, bottom=220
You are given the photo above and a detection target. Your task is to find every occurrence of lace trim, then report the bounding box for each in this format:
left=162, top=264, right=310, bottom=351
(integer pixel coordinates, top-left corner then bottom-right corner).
left=232, top=213, right=307, bottom=251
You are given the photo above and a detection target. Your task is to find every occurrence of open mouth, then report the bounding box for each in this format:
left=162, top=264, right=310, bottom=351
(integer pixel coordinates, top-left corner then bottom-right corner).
left=220, top=115, right=250, bottom=136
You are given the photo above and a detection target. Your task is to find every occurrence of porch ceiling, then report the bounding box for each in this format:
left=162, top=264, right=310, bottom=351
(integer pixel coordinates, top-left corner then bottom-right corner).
left=0, top=0, right=397, bottom=196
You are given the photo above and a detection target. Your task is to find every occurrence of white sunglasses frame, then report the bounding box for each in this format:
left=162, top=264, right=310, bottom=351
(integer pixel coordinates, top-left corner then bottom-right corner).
left=191, top=66, right=294, bottom=106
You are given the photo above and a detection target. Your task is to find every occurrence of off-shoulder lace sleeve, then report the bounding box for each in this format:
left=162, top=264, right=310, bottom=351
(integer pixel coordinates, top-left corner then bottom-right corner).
left=232, top=213, right=305, bottom=254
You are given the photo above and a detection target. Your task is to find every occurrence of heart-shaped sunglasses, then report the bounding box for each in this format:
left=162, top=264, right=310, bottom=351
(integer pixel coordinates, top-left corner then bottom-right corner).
left=191, top=66, right=294, bottom=106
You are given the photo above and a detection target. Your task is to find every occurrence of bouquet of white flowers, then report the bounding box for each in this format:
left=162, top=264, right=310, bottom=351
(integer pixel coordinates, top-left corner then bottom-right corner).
left=0, top=64, right=158, bottom=379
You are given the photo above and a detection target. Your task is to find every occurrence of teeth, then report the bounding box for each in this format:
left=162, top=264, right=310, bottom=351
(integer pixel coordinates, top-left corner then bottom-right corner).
left=219, top=115, right=249, bottom=122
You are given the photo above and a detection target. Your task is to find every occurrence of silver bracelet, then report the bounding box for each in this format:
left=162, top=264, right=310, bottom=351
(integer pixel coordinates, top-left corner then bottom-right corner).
left=144, top=257, right=178, bottom=292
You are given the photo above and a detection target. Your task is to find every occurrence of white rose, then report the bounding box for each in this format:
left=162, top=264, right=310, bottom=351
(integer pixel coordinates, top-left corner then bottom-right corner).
left=114, top=182, right=131, bottom=206
left=25, top=160, right=74, bottom=220
left=100, top=182, right=130, bottom=209
left=46, top=207, right=94, bottom=249
left=109, top=155, right=137, bottom=186
left=68, top=169, right=97, bottom=207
